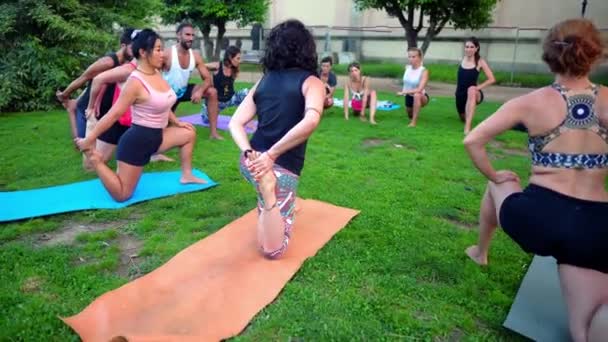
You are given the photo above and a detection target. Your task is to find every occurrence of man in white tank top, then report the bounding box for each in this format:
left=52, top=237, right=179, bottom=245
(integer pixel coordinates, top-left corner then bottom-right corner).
left=162, top=22, right=222, bottom=140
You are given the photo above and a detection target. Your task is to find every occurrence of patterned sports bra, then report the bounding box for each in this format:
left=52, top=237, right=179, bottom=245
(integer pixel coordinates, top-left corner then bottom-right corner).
left=528, top=83, right=608, bottom=169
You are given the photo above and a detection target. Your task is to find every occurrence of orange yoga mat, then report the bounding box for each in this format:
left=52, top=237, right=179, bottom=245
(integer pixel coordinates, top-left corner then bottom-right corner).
left=62, top=199, right=359, bottom=342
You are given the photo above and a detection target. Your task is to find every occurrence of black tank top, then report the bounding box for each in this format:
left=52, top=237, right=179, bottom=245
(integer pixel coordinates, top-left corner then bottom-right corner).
left=213, top=65, right=236, bottom=102
left=456, top=64, right=480, bottom=94
left=76, top=53, right=120, bottom=114
left=250, top=69, right=314, bottom=175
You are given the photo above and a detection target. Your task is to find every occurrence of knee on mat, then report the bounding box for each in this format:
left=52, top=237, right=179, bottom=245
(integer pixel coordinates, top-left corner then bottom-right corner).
left=113, top=193, right=133, bottom=203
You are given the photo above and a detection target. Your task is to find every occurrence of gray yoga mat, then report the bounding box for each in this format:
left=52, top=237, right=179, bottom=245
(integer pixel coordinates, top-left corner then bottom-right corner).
left=503, top=255, right=571, bottom=341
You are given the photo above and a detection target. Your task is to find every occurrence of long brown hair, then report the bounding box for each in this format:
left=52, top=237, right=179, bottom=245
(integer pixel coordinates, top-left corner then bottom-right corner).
left=223, top=46, right=241, bottom=79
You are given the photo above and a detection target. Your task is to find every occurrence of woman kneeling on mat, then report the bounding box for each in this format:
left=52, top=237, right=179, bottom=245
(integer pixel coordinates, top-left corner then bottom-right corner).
left=76, top=29, right=205, bottom=202
left=397, top=47, right=429, bottom=127
left=229, top=19, right=324, bottom=259
left=463, top=19, right=608, bottom=342
left=456, top=37, right=496, bottom=135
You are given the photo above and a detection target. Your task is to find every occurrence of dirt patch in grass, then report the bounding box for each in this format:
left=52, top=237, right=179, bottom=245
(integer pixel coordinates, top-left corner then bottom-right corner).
left=36, top=219, right=144, bottom=279
left=489, top=140, right=528, bottom=157
left=115, top=234, right=144, bottom=279
left=362, top=137, right=388, bottom=147
left=21, top=276, right=44, bottom=293
left=36, top=221, right=123, bottom=246
left=441, top=217, right=475, bottom=230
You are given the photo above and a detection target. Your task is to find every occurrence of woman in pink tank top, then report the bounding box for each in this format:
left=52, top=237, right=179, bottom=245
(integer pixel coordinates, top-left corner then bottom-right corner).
left=76, top=29, right=206, bottom=202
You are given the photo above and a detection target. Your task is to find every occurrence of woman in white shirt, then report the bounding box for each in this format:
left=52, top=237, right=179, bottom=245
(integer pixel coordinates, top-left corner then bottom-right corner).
left=397, top=47, right=429, bottom=127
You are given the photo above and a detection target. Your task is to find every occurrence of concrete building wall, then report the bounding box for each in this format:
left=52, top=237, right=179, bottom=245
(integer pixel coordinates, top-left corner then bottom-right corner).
left=157, top=0, right=608, bottom=74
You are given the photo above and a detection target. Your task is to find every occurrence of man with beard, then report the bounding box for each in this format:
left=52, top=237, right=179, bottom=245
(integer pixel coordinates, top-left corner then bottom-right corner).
left=163, top=22, right=221, bottom=140
left=56, top=28, right=135, bottom=168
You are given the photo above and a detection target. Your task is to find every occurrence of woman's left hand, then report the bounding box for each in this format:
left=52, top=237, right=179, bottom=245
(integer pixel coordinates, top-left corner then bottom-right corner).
left=249, top=152, right=275, bottom=179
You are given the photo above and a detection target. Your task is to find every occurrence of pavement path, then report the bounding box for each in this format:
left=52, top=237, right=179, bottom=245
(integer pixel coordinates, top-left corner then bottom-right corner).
left=236, top=71, right=535, bottom=103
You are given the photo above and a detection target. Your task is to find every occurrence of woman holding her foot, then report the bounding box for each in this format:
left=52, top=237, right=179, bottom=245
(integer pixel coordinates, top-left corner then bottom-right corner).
left=343, top=62, right=378, bottom=124
left=229, top=19, right=324, bottom=259
left=76, top=29, right=205, bottom=202
left=456, top=37, right=495, bottom=135
left=463, top=19, right=608, bottom=342
left=397, top=47, right=429, bottom=127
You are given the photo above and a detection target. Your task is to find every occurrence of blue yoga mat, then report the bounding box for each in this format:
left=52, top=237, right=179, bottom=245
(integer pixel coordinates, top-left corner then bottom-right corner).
left=0, top=169, right=218, bottom=222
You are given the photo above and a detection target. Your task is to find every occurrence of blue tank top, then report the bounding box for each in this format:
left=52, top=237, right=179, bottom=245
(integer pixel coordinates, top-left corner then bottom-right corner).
left=250, top=69, right=314, bottom=175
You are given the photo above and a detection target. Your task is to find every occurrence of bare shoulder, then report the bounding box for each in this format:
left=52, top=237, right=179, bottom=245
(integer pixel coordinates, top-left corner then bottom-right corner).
left=302, top=75, right=324, bottom=92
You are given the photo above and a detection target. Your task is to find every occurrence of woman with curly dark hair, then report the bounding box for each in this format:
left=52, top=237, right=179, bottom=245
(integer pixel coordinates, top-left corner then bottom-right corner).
left=229, top=19, right=324, bottom=259
left=463, top=19, right=608, bottom=341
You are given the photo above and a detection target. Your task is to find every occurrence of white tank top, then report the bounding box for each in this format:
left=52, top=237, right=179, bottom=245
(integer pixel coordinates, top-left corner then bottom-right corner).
left=162, top=45, right=195, bottom=99
left=402, top=65, right=426, bottom=93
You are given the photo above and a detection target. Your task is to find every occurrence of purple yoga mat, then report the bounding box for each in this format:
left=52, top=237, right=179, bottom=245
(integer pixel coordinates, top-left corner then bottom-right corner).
left=179, top=114, right=257, bottom=134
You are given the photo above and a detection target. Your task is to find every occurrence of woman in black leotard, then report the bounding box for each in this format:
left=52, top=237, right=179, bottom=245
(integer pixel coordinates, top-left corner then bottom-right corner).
left=455, top=37, right=495, bottom=135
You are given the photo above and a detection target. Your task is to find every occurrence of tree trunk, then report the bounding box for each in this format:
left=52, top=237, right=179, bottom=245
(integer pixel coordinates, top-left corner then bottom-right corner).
left=405, top=28, right=418, bottom=48
left=214, top=21, right=226, bottom=61
left=199, top=23, right=214, bottom=61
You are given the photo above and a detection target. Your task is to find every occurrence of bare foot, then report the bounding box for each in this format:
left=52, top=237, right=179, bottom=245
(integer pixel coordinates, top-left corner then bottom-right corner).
left=180, top=173, right=207, bottom=184
left=209, top=133, right=225, bottom=140
left=370, top=120, right=377, bottom=125
left=359, top=115, right=367, bottom=122
left=150, top=154, right=174, bottom=162
left=465, top=245, right=488, bottom=266
left=408, top=123, right=416, bottom=127
left=83, top=149, right=103, bottom=171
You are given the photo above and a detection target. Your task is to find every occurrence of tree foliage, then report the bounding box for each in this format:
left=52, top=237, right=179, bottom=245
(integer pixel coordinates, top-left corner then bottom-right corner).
left=354, top=0, right=499, bottom=53
left=161, top=0, right=269, bottom=61
left=0, top=1, right=159, bottom=113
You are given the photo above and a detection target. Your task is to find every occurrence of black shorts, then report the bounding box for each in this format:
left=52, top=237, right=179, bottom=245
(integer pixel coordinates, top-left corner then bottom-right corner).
left=499, top=184, right=608, bottom=273
left=116, top=124, right=163, bottom=167
left=171, top=84, right=196, bottom=112
left=98, top=122, right=129, bottom=145
left=455, top=89, right=484, bottom=114
left=405, top=93, right=430, bottom=108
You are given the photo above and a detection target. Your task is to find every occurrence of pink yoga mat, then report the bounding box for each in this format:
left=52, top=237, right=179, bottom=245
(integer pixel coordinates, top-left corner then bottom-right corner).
left=179, top=114, right=257, bottom=134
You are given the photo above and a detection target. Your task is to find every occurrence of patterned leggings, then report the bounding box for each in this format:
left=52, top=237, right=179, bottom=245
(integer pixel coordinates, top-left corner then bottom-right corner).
left=200, top=89, right=249, bottom=120
left=239, top=156, right=299, bottom=259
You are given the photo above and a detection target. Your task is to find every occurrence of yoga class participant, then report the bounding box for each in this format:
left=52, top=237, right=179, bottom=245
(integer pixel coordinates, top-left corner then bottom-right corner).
left=229, top=19, right=324, bottom=259
left=397, top=47, right=429, bottom=127
left=463, top=19, right=608, bottom=342
left=455, top=37, right=496, bottom=134
left=57, top=28, right=135, bottom=141
left=76, top=29, right=205, bottom=202
left=162, top=22, right=222, bottom=139
left=319, top=56, right=337, bottom=108
left=200, top=46, right=249, bottom=125
left=343, top=62, right=378, bottom=124
left=85, top=31, right=173, bottom=163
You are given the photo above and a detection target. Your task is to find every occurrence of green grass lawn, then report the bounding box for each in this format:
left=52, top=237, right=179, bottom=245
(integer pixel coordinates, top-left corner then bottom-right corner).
left=1, top=86, right=538, bottom=340
left=241, top=62, right=608, bottom=88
